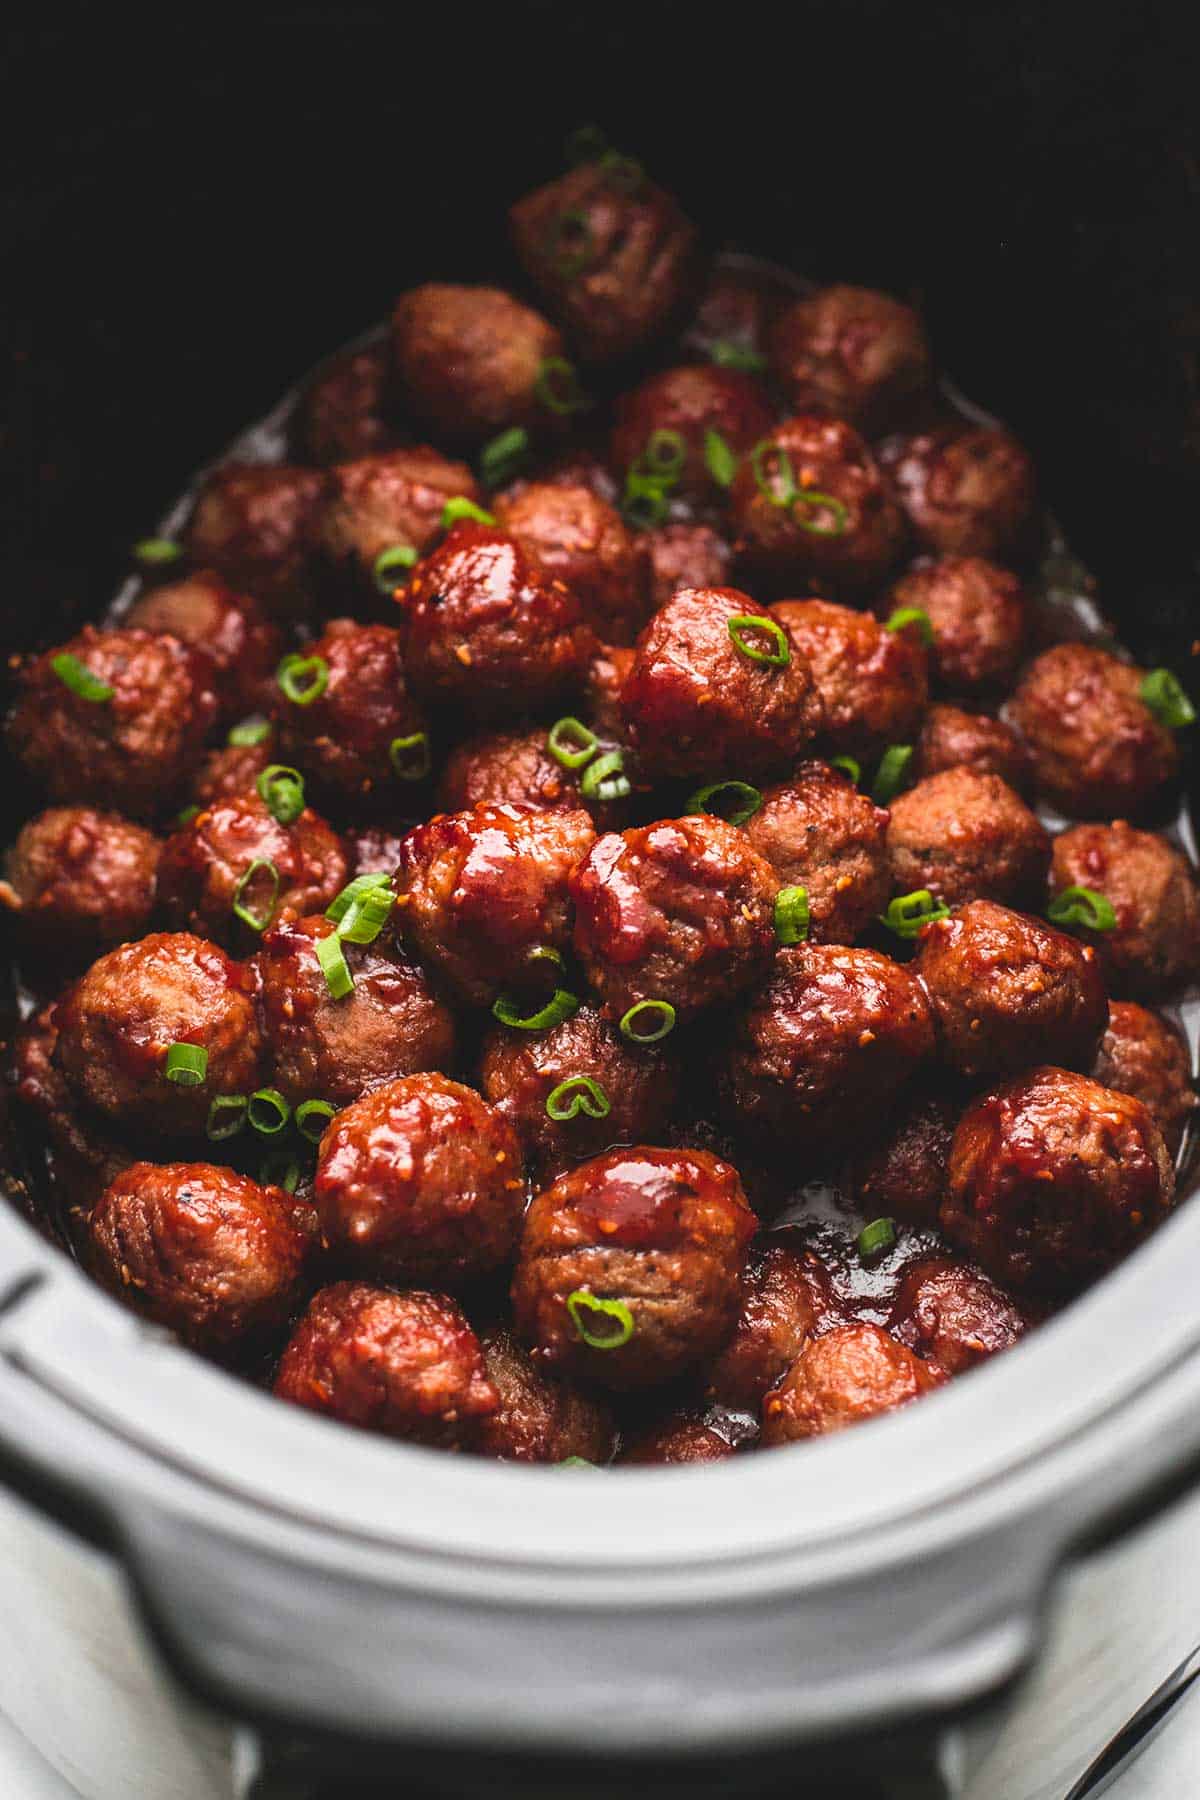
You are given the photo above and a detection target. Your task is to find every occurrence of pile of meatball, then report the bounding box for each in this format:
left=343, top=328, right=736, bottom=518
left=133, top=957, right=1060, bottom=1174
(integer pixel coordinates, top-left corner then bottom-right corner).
left=5, top=142, right=1198, bottom=1468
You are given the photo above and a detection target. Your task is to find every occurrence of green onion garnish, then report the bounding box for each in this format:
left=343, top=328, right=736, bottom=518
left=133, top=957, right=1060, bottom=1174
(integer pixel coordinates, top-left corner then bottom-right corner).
left=536, top=356, right=588, bottom=415
left=618, top=999, right=676, bottom=1044
left=50, top=652, right=112, bottom=703
left=175, top=804, right=200, bottom=828
left=325, top=872, right=392, bottom=927
left=774, top=885, right=810, bottom=945
left=480, top=426, right=531, bottom=490
left=372, top=544, right=417, bottom=595
left=884, top=606, right=935, bottom=647
left=441, top=496, right=495, bottom=529
left=259, top=1151, right=300, bottom=1194
left=228, top=715, right=270, bottom=748
left=133, top=536, right=183, bottom=566
left=621, top=476, right=671, bottom=530
left=545, top=1075, right=611, bottom=1121
left=858, top=1217, right=897, bottom=1261
left=793, top=490, right=850, bottom=536
left=335, top=886, right=395, bottom=945
left=545, top=211, right=595, bottom=278
left=248, top=1087, right=291, bottom=1136
left=1046, top=886, right=1118, bottom=932
left=579, top=749, right=631, bottom=802
left=389, top=732, right=431, bottom=782
left=276, top=653, right=329, bottom=706
left=164, top=1043, right=208, bottom=1087
left=709, top=341, right=768, bottom=373
left=205, top=1093, right=248, bottom=1141
left=641, top=429, right=686, bottom=479
left=872, top=745, right=913, bottom=804
left=1140, top=668, right=1196, bottom=729
left=256, top=763, right=305, bottom=826
left=232, top=858, right=280, bottom=934
left=546, top=717, right=599, bottom=770
left=829, top=755, right=861, bottom=786
left=727, top=613, right=790, bottom=668
left=750, top=440, right=799, bottom=508
left=566, top=1291, right=635, bottom=1350
left=703, top=428, right=736, bottom=488
left=295, top=1098, right=337, bottom=1143
left=492, top=987, right=580, bottom=1031
left=556, top=1456, right=598, bottom=1469
left=685, top=779, right=763, bottom=827
left=316, top=932, right=354, bottom=999
left=881, top=890, right=950, bottom=939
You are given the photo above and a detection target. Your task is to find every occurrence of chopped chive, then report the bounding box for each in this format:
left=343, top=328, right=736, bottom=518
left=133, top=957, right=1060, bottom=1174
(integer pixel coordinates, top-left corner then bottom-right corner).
left=480, top=426, right=531, bottom=490
left=793, top=489, right=850, bottom=536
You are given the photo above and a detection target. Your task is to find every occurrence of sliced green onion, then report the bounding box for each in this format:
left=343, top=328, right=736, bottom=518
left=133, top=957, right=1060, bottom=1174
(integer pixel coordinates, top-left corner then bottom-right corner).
left=164, top=1043, right=208, bottom=1087
left=133, top=536, right=183, bottom=566
left=579, top=748, right=631, bottom=802
left=492, top=987, right=580, bottom=1031
left=556, top=1456, right=597, bottom=1469
left=335, top=887, right=395, bottom=945
left=316, top=932, right=354, bottom=999
left=545, top=210, right=595, bottom=278
left=642, top=429, right=686, bottom=479
left=709, top=340, right=768, bottom=373
left=276, top=653, right=329, bottom=706
left=618, top=999, right=676, bottom=1044
left=325, top=871, right=392, bottom=926
left=750, top=440, right=799, bottom=508
left=621, top=475, right=671, bottom=530
left=441, top=496, right=495, bottom=529
left=1047, top=886, right=1118, bottom=932
left=175, top=804, right=200, bottom=828
left=205, top=1093, right=248, bottom=1141
left=858, top=1217, right=897, bottom=1261
left=774, top=885, right=810, bottom=946
left=295, top=1098, right=336, bottom=1143
left=727, top=613, right=790, bottom=668
left=256, top=763, right=305, bottom=826
left=526, top=944, right=565, bottom=974
left=566, top=1290, right=635, bottom=1350
left=793, top=489, right=850, bottom=536
left=259, top=1151, right=300, bottom=1194
left=480, top=426, right=531, bottom=490
left=881, top=889, right=950, bottom=939
left=685, top=779, right=763, bottom=827
left=565, top=123, right=607, bottom=166
left=885, top=606, right=935, bottom=647
left=50, top=652, right=112, bottom=703
left=372, top=543, right=417, bottom=595
left=228, top=714, right=270, bottom=748
left=248, top=1087, right=291, bottom=1136
left=703, top=428, right=736, bottom=488
left=232, top=858, right=279, bottom=934
left=829, top=755, right=861, bottom=786
left=1140, top=667, right=1196, bottom=729
left=545, top=1075, right=611, bottom=1121
left=546, top=716, right=599, bottom=770
left=872, top=745, right=913, bottom=804
left=599, top=148, right=644, bottom=192
left=389, top=731, right=431, bottom=782
left=536, top=356, right=587, bottom=415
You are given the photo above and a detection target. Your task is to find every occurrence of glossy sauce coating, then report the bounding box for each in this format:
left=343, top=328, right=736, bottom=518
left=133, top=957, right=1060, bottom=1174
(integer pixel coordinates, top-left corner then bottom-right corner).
left=391, top=284, right=566, bottom=444
left=760, top=1322, right=942, bottom=1444
left=743, top=762, right=891, bottom=945
left=318, top=447, right=479, bottom=603
left=887, top=768, right=1050, bottom=908
left=127, top=572, right=282, bottom=718
left=1049, top=820, right=1200, bottom=999
left=271, top=618, right=427, bottom=804
left=1009, top=643, right=1179, bottom=818
left=1092, top=1002, right=1196, bottom=1158
left=493, top=481, right=647, bottom=646
left=771, top=598, right=927, bottom=760
left=878, top=422, right=1036, bottom=560
left=883, top=556, right=1026, bottom=696
left=0, top=807, right=160, bottom=957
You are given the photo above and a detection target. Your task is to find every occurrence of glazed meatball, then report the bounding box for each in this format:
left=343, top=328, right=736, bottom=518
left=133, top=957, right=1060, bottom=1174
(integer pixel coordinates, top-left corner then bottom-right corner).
left=887, top=769, right=1050, bottom=908
left=186, top=463, right=327, bottom=618
left=618, top=1413, right=735, bottom=1465
left=126, top=572, right=282, bottom=719
left=706, top=1244, right=842, bottom=1411
left=1092, top=1001, right=1196, bottom=1157
left=314, top=1074, right=524, bottom=1286
left=509, top=157, right=699, bottom=362
left=492, top=482, right=645, bottom=645
left=584, top=642, right=635, bottom=739
left=54, top=933, right=264, bottom=1141
left=255, top=914, right=456, bottom=1110
left=1049, top=821, right=1200, bottom=998
left=914, top=703, right=1031, bottom=791
left=729, top=416, right=907, bottom=594
left=915, top=899, right=1108, bottom=1080
left=317, top=447, right=479, bottom=605
left=89, top=1162, right=312, bottom=1350
left=771, top=599, right=927, bottom=762
left=13, top=1002, right=136, bottom=1216
left=942, top=1065, right=1175, bottom=1293
left=298, top=343, right=397, bottom=466
left=397, top=802, right=595, bottom=1006
left=878, top=422, right=1036, bottom=560
left=480, top=1003, right=680, bottom=1178
left=270, top=619, right=428, bottom=804
left=157, top=792, right=348, bottom=951
left=844, top=1086, right=958, bottom=1227
left=473, top=1325, right=615, bottom=1464
left=8, top=626, right=219, bottom=821
left=637, top=522, right=733, bottom=609
left=437, top=724, right=621, bottom=830
left=681, top=263, right=788, bottom=366
left=720, top=944, right=935, bottom=1157
left=191, top=737, right=275, bottom=808
left=0, top=807, right=159, bottom=956
left=511, top=1146, right=755, bottom=1390
left=609, top=365, right=773, bottom=507
left=391, top=284, right=567, bottom=444
left=570, top=817, right=778, bottom=1024
left=883, top=557, right=1026, bottom=695
left=620, top=587, right=824, bottom=779
left=769, top=284, right=931, bottom=433
left=743, top=762, right=891, bottom=944
left=403, top=523, right=593, bottom=718
left=760, top=1323, right=941, bottom=1444
left=889, top=1257, right=1027, bottom=1375
left=274, top=1282, right=498, bottom=1449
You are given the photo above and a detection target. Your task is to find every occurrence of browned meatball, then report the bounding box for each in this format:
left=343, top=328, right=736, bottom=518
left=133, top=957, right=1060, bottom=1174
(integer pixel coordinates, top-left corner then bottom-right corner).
left=492, top=482, right=646, bottom=645
left=314, top=1074, right=524, bottom=1286
left=706, top=1244, right=843, bottom=1411
left=769, top=285, right=931, bottom=432
left=621, top=587, right=824, bottom=779
left=186, top=463, right=328, bottom=618
left=915, top=899, right=1108, bottom=1079
left=274, top=1282, right=498, bottom=1449
left=584, top=643, right=635, bottom=739
left=437, top=724, right=621, bottom=831
left=255, top=913, right=456, bottom=1110
left=511, top=1147, right=755, bottom=1390
left=298, top=343, right=397, bottom=466
left=681, top=263, right=788, bottom=366
left=618, top=1413, right=736, bottom=1465
left=270, top=619, right=427, bottom=805
left=126, top=572, right=282, bottom=719
left=883, top=557, right=1026, bottom=695
left=771, top=599, right=928, bottom=761
left=500, top=449, right=620, bottom=508
left=347, top=824, right=409, bottom=880
left=1092, top=1001, right=1196, bottom=1157
left=89, top=1162, right=312, bottom=1350
left=480, top=1004, right=680, bottom=1178
left=761, top=1322, right=942, bottom=1444
left=730, top=416, right=907, bottom=594
left=397, top=802, right=595, bottom=1006
left=637, top=522, right=733, bottom=610
left=887, top=769, right=1050, bottom=907
left=743, top=762, right=891, bottom=944
left=509, top=158, right=699, bottom=362
left=0, top=807, right=159, bottom=956
left=878, top=423, right=1036, bottom=559
left=12, top=1002, right=136, bottom=1217
left=721, top=944, right=935, bottom=1157
left=402, top=523, right=593, bottom=718
left=8, top=626, right=219, bottom=821
left=317, top=447, right=479, bottom=604
left=844, top=1086, right=959, bottom=1227
left=1009, top=643, right=1181, bottom=819
left=914, top=703, right=1031, bottom=790
left=1049, top=821, right=1200, bottom=998
left=157, top=792, right=348, bottom=951
left=889, top=1256, right=1027, bottom=1375
left=942, top=1065, right=1175, bottom=1293
left=192, top=737, right=275, bottom=807
left=473, top=1325, right=615, bottom=1464
left=391, top=284, right=567, bottom=444
left=610, top=365, right=773, bottom=508
left=570, top=817, right=778, bottom=1025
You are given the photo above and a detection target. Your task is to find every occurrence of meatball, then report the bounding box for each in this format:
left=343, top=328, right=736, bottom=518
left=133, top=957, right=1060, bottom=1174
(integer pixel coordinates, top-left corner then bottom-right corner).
left=887, top=769, right=1050, bottom=908
left=1049, top=821, right=1200, bottom=998
left=706, top=1244, right=842, bottom=1411
left=12, top=1002, right=136, bottom=1217
left=878, top=422, right=1036, bottom=560
left=509, top=157, right=699, bottom=362
left=473, top=1326, right=615, bottom=1464
left=609, top=365, right=773, bottom=507
left=570, top=817, right=778, bottom=1025
left=271, top=619, right=427, bottom=804
left=492, top=482, right=645, bottom=646
left=157, top=792, right=348, bottom=951
left=89, top=1162, right=312, bottom=1350
left=126, top=572, right=282, bottom=718
left=0, top=807, right=159, bottom=956
left=314, top=1074, right=524, bottom=1286
left=1092, top=1001, right=1196, bottom=1157
left=584, top=642, right=635, bottom=739
left=437, top=724, right=621, bottom=831
left=317, top=447, right=479, bottom=604
left=680, top=263, right=787, bottom=366
left=844, top=1086, right=958, bottom=1227
left=914, top=703, right=1031, bottom=791
left=255, top=913, right=456, bottom=1110
left=511, top=1146, right=755, bottom=1390
left=720, top=944, right=935, bottom=1156
left=347, top=824, right=409, bottom=880
left=760, top=1323, right=941, bottom=1444
left=729, top=416, right=907, bottom=594
left=883, top=556, right=1026, bottom=695
left=889, top=1257, right=1027, bottom=1375
left=54, top=933, right=264, bottom=1140
left=8, top=625, right=219, bottom=821
left=915, top=899, right=1108, bottom=1080
left=274, top=1282, right=498, bottom=1449
left=771, top=599, right=927, bottom=762
left=402, top=524, right=593, bottom=719
left=620, top=587, right=824, bottom=779
left=742, top=762, right=891, bottom=944
left=618, top=1413, right=735, bottom=1465
left=191, top=737, right=275, bottom=808
left=768, top=284, right=931, bottom=433
left=480, top=1003, right=680, bottom=1178
left=185, top=463, right=327, bottom=618
left=942, top=1065, right=1175, bottom=1293
left=397, top=802, right=595, bottom=1006
left=297, top=343, right=397, bottom=466
left=391, top=284, right=567, bottom=444
left=637, top=522, right=733, bottom=609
